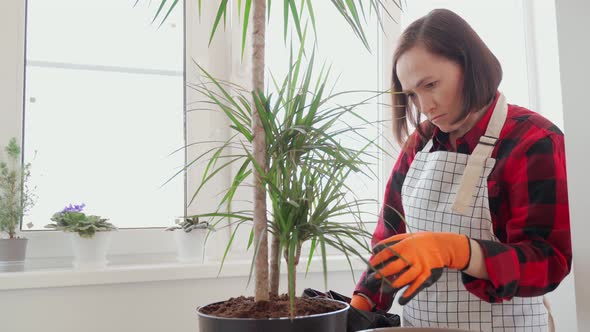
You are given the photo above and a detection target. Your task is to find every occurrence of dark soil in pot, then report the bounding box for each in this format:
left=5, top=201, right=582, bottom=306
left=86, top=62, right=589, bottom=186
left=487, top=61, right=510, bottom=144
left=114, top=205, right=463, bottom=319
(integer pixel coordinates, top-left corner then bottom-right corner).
left=197, top=294, right=349, bottom=332
left=200, top=294, right=344, bottom=318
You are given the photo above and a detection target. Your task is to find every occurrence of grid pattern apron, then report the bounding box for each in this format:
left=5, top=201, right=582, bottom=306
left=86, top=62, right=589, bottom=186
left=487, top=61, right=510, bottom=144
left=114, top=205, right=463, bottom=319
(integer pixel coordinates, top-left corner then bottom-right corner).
left=400, top=94, right=551, bottom=331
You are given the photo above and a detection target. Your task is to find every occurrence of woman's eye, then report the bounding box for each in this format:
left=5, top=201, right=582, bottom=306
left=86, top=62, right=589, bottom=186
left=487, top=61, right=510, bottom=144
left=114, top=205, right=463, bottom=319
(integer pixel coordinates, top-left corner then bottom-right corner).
left=425, top=81, right=438, bottom=89
left=406, top=93, right=419, bottom=107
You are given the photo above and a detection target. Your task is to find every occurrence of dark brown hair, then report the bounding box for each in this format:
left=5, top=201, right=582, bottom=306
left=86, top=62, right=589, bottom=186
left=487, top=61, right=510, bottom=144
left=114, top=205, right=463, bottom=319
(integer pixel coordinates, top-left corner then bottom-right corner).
left=392, top=8, right=502, bottom=149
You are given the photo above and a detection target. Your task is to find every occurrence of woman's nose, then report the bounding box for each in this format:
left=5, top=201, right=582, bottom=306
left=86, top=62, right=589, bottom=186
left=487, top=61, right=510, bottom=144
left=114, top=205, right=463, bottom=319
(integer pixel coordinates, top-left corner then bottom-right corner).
left=418, top=96, right=435, bottom=115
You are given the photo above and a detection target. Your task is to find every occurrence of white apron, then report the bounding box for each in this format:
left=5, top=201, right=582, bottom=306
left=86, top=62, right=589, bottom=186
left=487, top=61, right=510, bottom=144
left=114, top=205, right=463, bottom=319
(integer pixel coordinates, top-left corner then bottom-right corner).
left=400, top=94, right=553, bottom=331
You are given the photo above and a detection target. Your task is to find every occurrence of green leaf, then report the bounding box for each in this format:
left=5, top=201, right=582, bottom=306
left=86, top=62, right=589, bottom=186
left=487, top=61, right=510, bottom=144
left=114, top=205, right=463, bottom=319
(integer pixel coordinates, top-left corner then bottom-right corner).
left=157, top=0, right=179, bottom=28
left=287, top=0, right=303, bottom=42
left=329, top=0, right=370, bottom=50
left=217, top=223, right=241, bottom=277
left=152, top=0, right=169, bottom=24
left=305, top=0, right=318, bottom=41
left=209, top=0, right=230, bottom=46
left=219, top=159, right=252, bottom=207
left=247, top=227, right=255, bottom=250
left=283, top=0, right=289, bottom=43
left=5, top=137, right=20, bottom=159
left=240, top=0, right=252, bottom=59
left=305, top=236, right=317, bottom=277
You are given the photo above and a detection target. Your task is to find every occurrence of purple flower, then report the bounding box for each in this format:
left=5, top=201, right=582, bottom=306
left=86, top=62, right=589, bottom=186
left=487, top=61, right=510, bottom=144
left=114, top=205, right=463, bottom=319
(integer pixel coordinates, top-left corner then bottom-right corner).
left=62, top=203, right=85, bottom=213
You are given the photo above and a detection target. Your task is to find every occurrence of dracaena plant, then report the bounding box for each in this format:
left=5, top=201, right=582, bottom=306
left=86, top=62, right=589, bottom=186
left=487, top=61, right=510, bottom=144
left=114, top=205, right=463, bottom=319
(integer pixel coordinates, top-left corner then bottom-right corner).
left=150, top=0, right=403, bottom=314
left=0, top=137, right=36, bottom=239
left=179, top=42, right=390, bottom=316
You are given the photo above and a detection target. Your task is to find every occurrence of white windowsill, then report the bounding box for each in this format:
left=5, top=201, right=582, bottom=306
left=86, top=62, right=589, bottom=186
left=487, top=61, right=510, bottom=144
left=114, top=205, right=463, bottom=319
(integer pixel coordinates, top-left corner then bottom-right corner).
left=0, top=255, right=366, bottom=291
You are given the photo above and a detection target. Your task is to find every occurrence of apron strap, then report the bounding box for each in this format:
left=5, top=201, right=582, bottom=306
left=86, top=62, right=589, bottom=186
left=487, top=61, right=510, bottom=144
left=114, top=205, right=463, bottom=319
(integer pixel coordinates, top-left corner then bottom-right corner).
left=421, top=139, right=434, bottom=153
left=451, top=93, right=508, bottom=215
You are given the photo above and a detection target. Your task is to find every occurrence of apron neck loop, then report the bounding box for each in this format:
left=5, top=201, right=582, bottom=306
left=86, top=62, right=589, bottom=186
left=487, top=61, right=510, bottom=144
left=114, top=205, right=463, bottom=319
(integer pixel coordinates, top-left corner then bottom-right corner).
left=420, top=93, right=508, bottom=155
left=478, top=93, right=508, bottom=146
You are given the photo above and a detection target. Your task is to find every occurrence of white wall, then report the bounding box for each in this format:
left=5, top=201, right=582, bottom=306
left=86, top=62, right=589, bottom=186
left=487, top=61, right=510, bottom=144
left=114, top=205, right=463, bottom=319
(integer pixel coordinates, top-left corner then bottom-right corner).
left=555, top=0, right=590, bottom=330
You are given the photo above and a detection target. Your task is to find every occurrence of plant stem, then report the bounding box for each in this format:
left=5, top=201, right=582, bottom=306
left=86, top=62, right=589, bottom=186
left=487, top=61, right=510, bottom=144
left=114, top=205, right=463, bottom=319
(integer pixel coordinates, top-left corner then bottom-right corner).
left=287, top=242, right=302, bottom=319
left=288, top=253, right=297, bottom=319
left=270, top=233, right=280, bottom=296
left=9, top=169, right=17, bottom=238
left=252, top=0, right=269, bottom=303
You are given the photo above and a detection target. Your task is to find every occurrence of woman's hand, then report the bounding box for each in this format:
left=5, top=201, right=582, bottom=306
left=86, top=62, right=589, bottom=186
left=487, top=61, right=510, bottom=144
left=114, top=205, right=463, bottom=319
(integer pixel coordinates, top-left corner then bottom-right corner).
left=350, top=294, right=373, bottom=311
left=368, top=232, right=472, bottom=305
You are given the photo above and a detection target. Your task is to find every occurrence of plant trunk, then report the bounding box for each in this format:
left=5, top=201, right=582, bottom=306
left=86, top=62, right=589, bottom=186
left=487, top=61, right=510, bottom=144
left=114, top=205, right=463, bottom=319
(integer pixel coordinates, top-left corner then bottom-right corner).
left=252, top=0, right=269, bottom=303
left=269, top=233, right=280, bottom=296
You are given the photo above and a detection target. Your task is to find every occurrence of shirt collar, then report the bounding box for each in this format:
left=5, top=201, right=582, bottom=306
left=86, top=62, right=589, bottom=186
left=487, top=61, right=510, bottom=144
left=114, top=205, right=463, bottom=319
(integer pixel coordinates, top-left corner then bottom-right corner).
left=432, top=92, right=500, bottom=153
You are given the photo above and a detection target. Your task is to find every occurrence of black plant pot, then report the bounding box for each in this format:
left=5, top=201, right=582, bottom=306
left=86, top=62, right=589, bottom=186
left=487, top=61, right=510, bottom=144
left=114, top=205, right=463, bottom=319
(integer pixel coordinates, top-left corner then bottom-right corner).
left=359, top=328, right=471, bottom=332
left=197, top=299, right=349, bottom=332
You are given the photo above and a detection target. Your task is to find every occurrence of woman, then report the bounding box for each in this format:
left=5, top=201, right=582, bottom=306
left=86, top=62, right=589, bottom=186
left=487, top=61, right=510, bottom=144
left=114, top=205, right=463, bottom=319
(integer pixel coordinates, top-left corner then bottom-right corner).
left=350, top=8, right=571, bottom=331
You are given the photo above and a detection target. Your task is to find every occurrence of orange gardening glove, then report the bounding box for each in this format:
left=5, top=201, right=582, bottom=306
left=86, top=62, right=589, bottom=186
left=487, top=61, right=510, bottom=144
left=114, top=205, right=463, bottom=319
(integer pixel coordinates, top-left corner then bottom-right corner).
left=350, top=294, right=373, bottom=311
left=368, top=232, right=471, bottom=305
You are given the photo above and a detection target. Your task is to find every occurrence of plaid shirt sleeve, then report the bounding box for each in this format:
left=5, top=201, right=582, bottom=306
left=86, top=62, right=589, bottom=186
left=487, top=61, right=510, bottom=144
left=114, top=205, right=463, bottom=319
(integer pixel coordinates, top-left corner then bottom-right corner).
left=462, top=130, right=572, bottom=302
left=353, top=144, right=416, bottom=311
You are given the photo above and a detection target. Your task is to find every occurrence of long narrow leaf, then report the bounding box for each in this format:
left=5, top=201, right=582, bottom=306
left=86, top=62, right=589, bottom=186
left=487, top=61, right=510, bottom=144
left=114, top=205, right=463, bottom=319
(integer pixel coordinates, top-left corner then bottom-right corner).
left=240, top=0, right=252, bottom=59
left=208, top=0, right=230, bottom=46
left=157, top=0, right=179, bottom=27
left=218, top=223, right=241, bottom=277
left=305, top=236, right=317, bottom=277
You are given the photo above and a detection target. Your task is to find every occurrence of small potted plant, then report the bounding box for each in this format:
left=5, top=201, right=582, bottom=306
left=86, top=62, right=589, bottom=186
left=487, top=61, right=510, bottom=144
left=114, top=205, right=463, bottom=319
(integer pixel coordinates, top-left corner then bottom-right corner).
left=0, top=137, right=35, bottom=272
left=165, top=216, right=213, bottom=263
left=45, top=203, right=117, bottom=269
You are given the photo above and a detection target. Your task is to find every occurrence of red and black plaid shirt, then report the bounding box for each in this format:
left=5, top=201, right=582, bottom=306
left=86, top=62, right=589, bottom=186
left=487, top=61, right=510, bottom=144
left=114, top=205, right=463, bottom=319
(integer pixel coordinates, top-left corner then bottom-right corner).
left=355, top=95, right=572, bottom=311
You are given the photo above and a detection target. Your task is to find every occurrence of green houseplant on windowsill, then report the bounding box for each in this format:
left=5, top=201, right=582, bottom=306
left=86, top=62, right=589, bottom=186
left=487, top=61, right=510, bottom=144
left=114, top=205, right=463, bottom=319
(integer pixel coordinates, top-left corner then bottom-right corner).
left=45, top=203, right=117, bottom=269
left=0, top=137, right=36, bottom=272
left=165, top=216, right=214, bottom=263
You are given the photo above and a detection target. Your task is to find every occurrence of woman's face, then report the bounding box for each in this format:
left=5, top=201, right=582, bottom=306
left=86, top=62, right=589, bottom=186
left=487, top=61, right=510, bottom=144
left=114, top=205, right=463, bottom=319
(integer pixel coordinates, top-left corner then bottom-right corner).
left=396, top=45, right=467, bottom=134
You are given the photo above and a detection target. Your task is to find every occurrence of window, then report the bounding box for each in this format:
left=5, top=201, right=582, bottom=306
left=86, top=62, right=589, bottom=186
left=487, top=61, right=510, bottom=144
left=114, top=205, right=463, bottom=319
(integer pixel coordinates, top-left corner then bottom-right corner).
left=23, top=0, right=185, bottom=230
